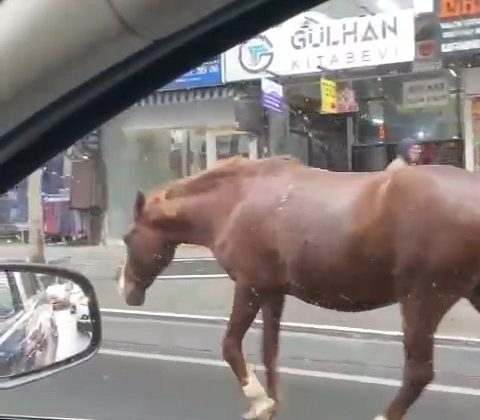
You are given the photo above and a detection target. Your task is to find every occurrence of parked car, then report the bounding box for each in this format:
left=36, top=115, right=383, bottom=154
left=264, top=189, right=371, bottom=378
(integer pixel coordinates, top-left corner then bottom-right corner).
left=69, top=284, right=85, bottom=314
left=0, top=271, right=59, bottom=376
left=75, top=296, right=92, bottom=334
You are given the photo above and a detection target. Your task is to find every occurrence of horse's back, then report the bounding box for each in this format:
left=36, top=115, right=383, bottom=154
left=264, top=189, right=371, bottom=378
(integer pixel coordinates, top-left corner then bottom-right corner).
left=230, top=163, right=480, bottom=303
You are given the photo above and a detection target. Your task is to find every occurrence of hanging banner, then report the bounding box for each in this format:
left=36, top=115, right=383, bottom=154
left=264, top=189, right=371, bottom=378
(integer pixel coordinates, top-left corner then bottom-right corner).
left=261, top=79, right=284, bottom=112
left=413, top=12, right=443, bottom=72
left=336, top=81, right=359, bottom=113
left=472, top=97, right=480, bottom=170
left=320, top=79, right=358, bottom=114
left=320, top=78, right=337, bottom=114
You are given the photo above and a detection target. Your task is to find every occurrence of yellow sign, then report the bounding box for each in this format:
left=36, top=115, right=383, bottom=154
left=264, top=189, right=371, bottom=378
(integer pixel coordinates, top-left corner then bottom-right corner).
left=320, top=78, right=337, bottom=114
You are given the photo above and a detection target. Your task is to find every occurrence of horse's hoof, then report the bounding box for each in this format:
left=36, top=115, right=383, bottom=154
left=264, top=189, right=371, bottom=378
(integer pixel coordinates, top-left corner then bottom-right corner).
left=242, top=397, right=276, bottom=419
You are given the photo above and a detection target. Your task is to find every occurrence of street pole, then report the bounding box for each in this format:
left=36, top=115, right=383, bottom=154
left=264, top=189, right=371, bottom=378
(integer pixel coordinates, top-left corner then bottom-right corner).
left=27, top=168, right=45, bottom=263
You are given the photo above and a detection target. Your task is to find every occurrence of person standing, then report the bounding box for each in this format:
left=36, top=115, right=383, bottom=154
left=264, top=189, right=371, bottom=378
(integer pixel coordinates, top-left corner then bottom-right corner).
left=386, top=137, right=423, bottom=171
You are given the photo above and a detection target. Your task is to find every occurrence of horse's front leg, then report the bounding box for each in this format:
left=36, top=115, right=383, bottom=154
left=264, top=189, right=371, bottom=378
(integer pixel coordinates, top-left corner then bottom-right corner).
left=261, top=293, right=285, bottom=407
left=222, top=280, right=275, bottom=420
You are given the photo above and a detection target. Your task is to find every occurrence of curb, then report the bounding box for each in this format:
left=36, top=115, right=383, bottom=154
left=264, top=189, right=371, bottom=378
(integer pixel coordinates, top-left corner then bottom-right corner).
left=100, top=308, right=480, bottom=348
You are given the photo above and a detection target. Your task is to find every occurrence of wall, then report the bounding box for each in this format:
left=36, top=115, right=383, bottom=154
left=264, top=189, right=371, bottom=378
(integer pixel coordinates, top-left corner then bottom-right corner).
left=101, top=98, right=237, bottom=240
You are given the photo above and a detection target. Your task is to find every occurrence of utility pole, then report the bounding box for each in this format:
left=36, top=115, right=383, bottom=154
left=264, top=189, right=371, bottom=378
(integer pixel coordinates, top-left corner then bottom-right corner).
left=27, top=168, right=45, bottom=263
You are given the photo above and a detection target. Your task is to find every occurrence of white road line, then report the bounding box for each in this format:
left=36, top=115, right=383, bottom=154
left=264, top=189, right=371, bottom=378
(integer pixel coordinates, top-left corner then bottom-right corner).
left=157, top=274, right=228, bottom=279
left=99, top=348, right=480, bottom=397
left=173, top=257, right=216, bottom=262
left=99, top=308, right=480, bottom=344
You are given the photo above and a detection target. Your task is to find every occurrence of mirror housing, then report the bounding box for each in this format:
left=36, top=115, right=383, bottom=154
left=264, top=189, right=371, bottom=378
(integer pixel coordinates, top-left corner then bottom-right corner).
left=0, top=263, right=101, bottom=389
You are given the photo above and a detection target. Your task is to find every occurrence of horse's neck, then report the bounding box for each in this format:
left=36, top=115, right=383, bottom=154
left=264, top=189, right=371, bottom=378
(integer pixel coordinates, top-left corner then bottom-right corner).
left=180, top=183, right=241, bottom=249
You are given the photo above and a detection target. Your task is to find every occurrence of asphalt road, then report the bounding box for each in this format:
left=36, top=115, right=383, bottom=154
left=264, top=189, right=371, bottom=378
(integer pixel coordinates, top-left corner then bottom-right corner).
left=0, top=314, right=479, bottom=419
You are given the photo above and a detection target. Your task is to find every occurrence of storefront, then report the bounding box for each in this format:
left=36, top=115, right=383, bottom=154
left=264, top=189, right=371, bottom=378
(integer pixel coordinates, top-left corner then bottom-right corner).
left=433, top=0, right=480, bottom=171
left=223, top=6, right=466, bottom=171
left=101, top=58, right=266, bottom=240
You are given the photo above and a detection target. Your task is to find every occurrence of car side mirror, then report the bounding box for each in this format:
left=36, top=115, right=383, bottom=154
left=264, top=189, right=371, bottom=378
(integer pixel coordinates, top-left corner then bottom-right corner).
left=0, top=263, right=101, bottom=389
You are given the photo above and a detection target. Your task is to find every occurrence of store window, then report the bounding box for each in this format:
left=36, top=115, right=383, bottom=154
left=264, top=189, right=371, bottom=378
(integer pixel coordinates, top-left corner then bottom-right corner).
left=353, top=70, right=463, bottom=169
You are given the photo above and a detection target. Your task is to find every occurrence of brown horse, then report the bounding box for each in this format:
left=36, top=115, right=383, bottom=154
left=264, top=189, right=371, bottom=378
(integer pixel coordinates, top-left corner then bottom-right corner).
left=119, top=156, right=480, bottom=420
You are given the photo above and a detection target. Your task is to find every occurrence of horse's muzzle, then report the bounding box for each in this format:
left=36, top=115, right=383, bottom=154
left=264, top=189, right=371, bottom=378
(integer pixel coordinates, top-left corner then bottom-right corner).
left=125, top=288, right=145, bottom=306
left=118, top=264, right=146, bottom=306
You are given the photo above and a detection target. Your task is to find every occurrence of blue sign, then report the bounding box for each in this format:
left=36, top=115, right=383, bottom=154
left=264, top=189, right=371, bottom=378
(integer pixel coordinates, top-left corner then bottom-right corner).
left=161, top=57, right=223, bottom=90
left=261, top=79, right=283, bottom=113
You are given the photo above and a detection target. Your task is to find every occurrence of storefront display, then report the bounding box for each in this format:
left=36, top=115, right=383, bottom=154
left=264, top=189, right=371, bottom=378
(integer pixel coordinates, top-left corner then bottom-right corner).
left=471, top=96, right=480, bottom=170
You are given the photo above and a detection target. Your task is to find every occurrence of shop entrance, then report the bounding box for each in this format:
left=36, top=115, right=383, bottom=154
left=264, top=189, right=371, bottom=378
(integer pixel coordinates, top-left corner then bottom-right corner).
left=171, top=127, right=259, bottom=177
left=289, top=109, right=351, bottom=171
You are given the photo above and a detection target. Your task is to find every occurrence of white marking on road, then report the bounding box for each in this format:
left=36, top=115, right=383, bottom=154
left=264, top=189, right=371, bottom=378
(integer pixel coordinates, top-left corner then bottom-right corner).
left=157, top=274, right=228, bottom=279
left=99, top=348, right=480, bottom=397
left=100, top=308, right=480, bottom=345
left=118, top=265, right=125, bottom=296
left=173, top=257, right=216, bottom=262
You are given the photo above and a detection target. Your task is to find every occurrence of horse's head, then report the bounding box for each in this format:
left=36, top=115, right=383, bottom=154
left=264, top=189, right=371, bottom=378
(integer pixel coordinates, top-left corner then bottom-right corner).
left=119, top=190, right=178, bottom=306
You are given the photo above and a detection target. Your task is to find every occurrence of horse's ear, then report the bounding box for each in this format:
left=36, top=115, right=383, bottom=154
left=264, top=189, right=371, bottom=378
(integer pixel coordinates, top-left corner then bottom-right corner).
left=134, top=191, right=146, bottom=221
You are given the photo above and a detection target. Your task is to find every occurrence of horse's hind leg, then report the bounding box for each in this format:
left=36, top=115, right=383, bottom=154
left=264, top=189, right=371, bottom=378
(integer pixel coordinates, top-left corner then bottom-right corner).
left=375, top=289, right=458, bottom=420
left=222, top=280, right=275, bottom=419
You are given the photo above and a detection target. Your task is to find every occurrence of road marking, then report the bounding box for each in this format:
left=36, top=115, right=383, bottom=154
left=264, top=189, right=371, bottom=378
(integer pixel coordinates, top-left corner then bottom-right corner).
left=99, top=348, right=480, bottom=397
left=100, top=308, right=480, bottom=345
left=173, top=257, right=216, bottom=262
left=157, top=274, right=228, bottom=280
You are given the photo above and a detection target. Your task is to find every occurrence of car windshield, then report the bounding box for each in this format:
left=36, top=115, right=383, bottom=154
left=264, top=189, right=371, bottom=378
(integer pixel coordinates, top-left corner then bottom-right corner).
left=2, top=0, right=480, bottom=419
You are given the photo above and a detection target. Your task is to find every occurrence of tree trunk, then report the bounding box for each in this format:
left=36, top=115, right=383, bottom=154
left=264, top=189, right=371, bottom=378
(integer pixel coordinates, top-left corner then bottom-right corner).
left=27, top=169, right=45, bottom=263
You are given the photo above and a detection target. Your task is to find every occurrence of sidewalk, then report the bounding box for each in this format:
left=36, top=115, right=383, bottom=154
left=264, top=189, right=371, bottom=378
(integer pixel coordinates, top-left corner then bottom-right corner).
left=0, top=242, right=213, bottom=264
left=0, top=242, right=213, bottom=285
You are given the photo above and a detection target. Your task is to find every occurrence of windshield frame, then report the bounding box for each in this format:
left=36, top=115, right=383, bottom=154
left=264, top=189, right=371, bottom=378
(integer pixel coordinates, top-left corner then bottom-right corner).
left=0, top=0, right=324, bottom=193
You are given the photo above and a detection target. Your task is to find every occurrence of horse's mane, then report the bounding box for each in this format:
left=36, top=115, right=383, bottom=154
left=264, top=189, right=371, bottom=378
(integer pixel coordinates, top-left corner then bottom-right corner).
left=149, top=155, right=301, bottom=202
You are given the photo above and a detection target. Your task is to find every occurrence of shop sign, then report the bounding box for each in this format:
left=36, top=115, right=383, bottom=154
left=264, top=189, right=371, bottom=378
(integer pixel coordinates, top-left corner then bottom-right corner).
left=320, top=78, right=337, bottom=114
left=161, top=57, right=223, bottom=90
left=223, top=10, right=415, bottom=82
left=261, top=79, right=284, bottom=112
left=320, top=79, right=359, bottom=114
left=402, top=77, right=450, bottom=109
left=472, top=96, right=480, bottom=170
left=435, top=0, right=480, bottom=54
left=336, top=81, right=359, bottom=113
left=278, top=10, right=415, bottom=75
left=413, top=12, right=443, bottom=72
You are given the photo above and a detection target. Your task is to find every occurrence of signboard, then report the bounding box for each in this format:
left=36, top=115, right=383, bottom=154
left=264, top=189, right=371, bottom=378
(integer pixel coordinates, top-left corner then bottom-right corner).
left=472, top=97, right=480, bottom=170
left=223, top=27, right=278, bottom=82
left=413, top=12, right=443, bottom=72
left=402, top=77, right=450, bottom=109
left=161, top=57, right=223, bottom=90
left=320, top=78, right=337, bottom=114
left=278, top=10, right=415, bottom=75
left=320, top=79, right=359, bottom=114
left=435, top=0, right=480, bottom=55
left=261, top=79, right=283, bottom=112
left=223, top=10, right=416, bottom=82
left=336, top=81, right=359, bottom=113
